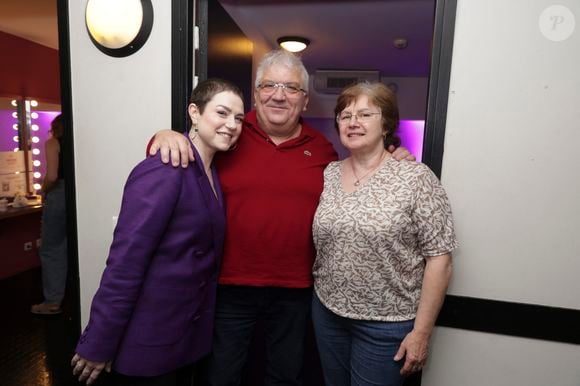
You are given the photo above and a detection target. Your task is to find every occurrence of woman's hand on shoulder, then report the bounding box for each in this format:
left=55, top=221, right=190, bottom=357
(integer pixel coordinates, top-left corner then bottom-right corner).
left=71, top=353, right=112, bottom=385
left=148, top=129, right=194, bottom=168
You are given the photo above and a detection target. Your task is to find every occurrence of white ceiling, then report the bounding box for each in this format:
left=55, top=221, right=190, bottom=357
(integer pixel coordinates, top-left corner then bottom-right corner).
left=0, top=0, right=435, bottom=77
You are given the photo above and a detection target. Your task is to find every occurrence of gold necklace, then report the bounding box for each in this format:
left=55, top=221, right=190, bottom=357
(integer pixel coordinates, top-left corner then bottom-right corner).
left=351, top=151, right=386, bottom=186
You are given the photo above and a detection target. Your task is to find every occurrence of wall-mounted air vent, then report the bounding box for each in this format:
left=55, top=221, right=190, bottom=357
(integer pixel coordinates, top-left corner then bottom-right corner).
left=313, top=70, right=380, bottom=94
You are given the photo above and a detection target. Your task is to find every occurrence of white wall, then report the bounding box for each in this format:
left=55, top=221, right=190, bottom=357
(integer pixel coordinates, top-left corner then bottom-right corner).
left=68, top=1, right=174, bottom=326
left=304, top=76, right=428, bottom=119
left=425, top=0, right=579, bottom=384
left=423, top=328, right=580, bottom=386
left=442, top=0, right=580, bottom=309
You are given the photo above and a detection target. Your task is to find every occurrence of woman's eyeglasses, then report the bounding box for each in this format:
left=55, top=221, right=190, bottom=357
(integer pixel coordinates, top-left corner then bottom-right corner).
left=336, top=111, right=381, bottom=124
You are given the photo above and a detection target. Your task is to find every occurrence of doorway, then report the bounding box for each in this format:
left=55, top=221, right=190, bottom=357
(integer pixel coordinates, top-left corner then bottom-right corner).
left=0, top=1, right=80, bottom=384
left=200, top=1, right=453, bottom=385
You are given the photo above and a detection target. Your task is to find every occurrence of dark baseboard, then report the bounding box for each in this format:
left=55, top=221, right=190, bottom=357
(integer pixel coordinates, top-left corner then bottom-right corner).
left=437, top=295, right=580, bottom=345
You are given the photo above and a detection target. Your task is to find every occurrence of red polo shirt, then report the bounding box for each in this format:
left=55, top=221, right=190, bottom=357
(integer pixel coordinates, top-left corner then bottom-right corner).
left=215, top=110, right=338, bottom=287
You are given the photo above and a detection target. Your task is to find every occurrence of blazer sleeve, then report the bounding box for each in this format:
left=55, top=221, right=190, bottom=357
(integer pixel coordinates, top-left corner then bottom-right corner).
left=76, top=155, right=185, bottom=362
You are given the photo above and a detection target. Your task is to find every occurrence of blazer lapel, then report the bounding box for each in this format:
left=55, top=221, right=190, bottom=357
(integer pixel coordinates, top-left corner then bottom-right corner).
left=189, top=138, right=225, bottom=270
left=189, top=138, right=214, bottom=211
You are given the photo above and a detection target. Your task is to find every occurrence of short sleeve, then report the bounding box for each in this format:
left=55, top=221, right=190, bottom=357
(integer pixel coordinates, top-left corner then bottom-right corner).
left=411, top=164, right=459, bottom=257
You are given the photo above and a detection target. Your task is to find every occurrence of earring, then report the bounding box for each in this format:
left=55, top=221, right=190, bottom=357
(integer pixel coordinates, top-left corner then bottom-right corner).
left=189, top=123, right=198, bottom=141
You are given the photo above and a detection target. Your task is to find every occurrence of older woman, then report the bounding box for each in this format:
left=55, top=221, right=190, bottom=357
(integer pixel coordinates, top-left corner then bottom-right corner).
left=71, top=78, right=244, bottom=386
left=312, top=81, right=458, bottom=386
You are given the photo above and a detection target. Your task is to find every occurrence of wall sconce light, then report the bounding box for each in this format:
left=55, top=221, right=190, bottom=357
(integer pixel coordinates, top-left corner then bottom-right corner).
left=277, top=36, right=310, bottom=53
left=85, top=0, right=154, bottom=57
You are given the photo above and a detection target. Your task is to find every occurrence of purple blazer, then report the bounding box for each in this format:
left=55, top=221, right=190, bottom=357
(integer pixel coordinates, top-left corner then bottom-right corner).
left=76, top=143, right=225, bottom=376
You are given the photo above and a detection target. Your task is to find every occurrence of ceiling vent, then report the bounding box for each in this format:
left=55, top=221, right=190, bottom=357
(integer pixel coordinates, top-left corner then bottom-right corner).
left=313, top=70, right=380, bottom=94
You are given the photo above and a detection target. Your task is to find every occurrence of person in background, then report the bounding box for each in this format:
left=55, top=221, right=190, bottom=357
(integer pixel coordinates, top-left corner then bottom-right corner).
left=71, top=78, right=244, bottom=386
left=31, top=114, right=67, bottom=315
left=311, top=81, right=458, bottom=386
left=148, top=50, right=415, bottom=386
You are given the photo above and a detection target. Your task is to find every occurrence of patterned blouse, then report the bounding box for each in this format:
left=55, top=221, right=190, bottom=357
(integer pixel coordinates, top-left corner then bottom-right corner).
left=312, top=158, right=458, bottom=322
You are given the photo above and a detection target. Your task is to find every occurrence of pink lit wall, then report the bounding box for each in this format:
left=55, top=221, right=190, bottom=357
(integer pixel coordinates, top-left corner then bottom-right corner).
left=0, top=110, right=60, bottom=190
left=397, top=120, right=424, bottom=162
left=0, top=110, right=21, bottom=152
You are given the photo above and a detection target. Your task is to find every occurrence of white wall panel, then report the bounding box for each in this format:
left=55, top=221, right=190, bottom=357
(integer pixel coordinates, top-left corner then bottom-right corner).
left=441, top=0, right=580, bottom=309
left=423, top=327, right=580, bottom=386
left=68, top=1, right=173, bottom=326
left=426, top=1, right=580, bottom=384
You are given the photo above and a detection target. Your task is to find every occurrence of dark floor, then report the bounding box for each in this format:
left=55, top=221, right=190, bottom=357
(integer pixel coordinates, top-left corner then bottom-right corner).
left=0, top=269, right=421, bottom=386
left=0, top=268, right=326, bottom=386
left=0, top=268, right=80, bottom=385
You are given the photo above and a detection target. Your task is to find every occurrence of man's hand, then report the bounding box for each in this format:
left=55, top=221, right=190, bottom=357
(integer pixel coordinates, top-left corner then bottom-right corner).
left=387, top=145, right=416, bottom=161
left=71, top=353, right=112, bottom=385
left=393, top=329, right=429, bottom=376
left=148, top=129, right=195, bottom=168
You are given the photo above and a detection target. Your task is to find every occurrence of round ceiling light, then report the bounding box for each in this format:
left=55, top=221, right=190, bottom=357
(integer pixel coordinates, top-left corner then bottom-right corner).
left=277, top=36, right=310, bottom=53
left=85, top=0, right=154, bottom=57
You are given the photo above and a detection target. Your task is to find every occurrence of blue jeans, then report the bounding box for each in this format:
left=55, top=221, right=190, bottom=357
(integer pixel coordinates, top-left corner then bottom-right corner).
left=312, top=293, right=414, bottom=386
left=200, top=285, right=312, bottom=386
left=39, top=180, right=68, bottom=304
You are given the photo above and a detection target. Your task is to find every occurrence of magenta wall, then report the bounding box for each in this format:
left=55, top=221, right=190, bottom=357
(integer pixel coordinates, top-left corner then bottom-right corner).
left=0, top=110, right=19, bottom=152
left=0, top=109, right=60, bottom=187
left=398, top=120, right=424, bottom=162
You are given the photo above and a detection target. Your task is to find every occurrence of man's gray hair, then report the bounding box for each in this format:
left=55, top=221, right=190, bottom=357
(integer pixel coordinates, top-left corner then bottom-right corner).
left=255, top=50, right=309, bottom=93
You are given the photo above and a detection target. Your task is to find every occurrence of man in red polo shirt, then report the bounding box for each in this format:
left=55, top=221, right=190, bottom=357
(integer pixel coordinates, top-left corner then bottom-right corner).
left=149, top=50, right=412, bottom=386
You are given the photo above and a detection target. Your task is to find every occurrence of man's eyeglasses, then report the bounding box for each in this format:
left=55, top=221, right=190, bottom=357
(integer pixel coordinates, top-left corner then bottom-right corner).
left=257, top=82, right=306, bottom=96
left=336, top=111, right=381, bottom=124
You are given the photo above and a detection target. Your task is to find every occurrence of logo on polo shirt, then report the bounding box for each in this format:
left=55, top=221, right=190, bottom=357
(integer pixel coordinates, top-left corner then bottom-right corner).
left=304, top=150, right=312, bottom=156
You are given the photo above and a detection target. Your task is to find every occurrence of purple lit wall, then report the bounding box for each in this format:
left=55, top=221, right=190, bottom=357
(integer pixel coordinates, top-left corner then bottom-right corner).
left=0, top=109, right=60, bottom=190
left=0, top=110, right=20, bottom=152
left=398, top=120, right=424, bottom=162
left=305, top=118, right=425, bottom=162
left=31, top=111, right=61, bottom=188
